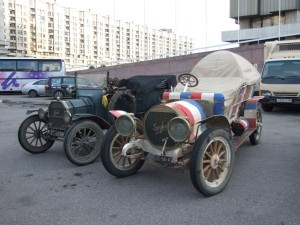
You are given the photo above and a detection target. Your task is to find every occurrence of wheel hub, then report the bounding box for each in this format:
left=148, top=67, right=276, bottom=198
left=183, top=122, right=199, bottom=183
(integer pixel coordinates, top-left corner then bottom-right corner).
left=210, top=154, right=220, bottom=169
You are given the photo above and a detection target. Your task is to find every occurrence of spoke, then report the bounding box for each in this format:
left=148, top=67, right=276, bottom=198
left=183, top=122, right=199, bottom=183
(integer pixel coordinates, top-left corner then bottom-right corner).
left=34, top=137, right=38, bottom=147
left=85, top=141, right=96, bottom=149
left=112, top=146, right=122, bottom=151
left=203, top=164, right=211, bottom=173
left=33, top=122, right=38, bottom=132
left=205, top=151, right=212, bottom=159
left=73, top=146, right=83, bottom=156
left=116, top=155, right=122, bottom=164
left=127, top=157, right=132, bottom=165
left=203, top=160, right=211, bottom=164
left=38, top=137, right=43, bottom=147
left=219, top=150, right=226, bottom=158
left=28, top=126, right=35, bottom=133
left=216, top=143, right=222, bottom=155
left=29, top=137, right=36, bottom=145
left=219, top=159, right=227, bottom=163
left=214, top=169, right=220, bottom=180
left=115, top=138, right=122, bottom=146
left=218, top=165, right=225, bottom=171
left=122, top=157, right=126, bottom=167
left=26, top=134, right=35, bottom=140
left=112, top=151, right=121, bottom=158
left=206, top=168, right=212, bottom=181
left=38, top=121, right=42, bottom=131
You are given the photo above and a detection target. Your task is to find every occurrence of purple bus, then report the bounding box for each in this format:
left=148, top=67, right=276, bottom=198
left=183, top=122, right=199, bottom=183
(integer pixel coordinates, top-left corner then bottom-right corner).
left=0, top=58, right=66, bottom=92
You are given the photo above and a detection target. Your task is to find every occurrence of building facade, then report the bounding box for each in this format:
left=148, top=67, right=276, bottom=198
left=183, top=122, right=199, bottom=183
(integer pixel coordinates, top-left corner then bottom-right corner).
left=222, top=0, right=300, bottom=43
left=0, top=0, right=194, bottom=69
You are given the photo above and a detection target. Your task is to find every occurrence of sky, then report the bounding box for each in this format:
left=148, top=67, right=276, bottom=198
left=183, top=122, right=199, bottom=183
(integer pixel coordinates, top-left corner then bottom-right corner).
left=57, top=0, right=239, bottom=49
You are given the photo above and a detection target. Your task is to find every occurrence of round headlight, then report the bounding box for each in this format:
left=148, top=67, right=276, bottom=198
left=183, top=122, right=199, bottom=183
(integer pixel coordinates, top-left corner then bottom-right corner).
left=63, top=111, right=72, bottom=123
left=168, top=117, right=191, bottom=142
left=115, top=114, right=136, bottom=136
left=38, top=107, right=48, bottom=119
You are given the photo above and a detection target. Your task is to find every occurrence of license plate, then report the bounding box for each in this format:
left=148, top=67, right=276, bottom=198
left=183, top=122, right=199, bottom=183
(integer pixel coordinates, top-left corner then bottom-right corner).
left=154, top=155, right=172, bottom=163
left=276, top=99, right=292, bottom=103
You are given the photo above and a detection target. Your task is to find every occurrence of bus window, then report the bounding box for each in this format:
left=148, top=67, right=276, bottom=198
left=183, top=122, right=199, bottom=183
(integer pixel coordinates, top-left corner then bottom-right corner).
left=38, top=60, right=62, bottom=72
left=17, top=60, right=38, bottom=71
left=0, top=60, right=16, bottom=71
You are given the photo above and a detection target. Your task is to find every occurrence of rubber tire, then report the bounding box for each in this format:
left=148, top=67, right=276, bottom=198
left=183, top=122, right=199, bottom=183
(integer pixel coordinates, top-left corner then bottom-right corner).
left=64, top=120, right=104, bottom=166
left=54, top=90, right=64, bottom=99
left=190, top=128, right=235, bottom=196
left=18, top=115, right=55, bottom=154
left=107, top=90, right=136, bottom=125
left=100, top=125, right=145, bottom=178
left=249, top=106, right=262, bottom=145
left=28, top=90, right=38, bottom=97
left=261, top=103, right=273, bottom=112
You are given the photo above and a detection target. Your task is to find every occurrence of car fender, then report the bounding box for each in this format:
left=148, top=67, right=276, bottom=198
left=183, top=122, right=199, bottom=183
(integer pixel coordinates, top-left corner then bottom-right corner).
left=199, top=115, right=231, bottom=137
left=72, top=114, right=111, bottom=129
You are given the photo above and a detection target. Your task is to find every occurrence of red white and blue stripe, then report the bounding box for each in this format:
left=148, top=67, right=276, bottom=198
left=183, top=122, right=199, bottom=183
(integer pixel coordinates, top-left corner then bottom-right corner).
left=166, top=99, right=207, bottom=141
left=163, top=92, right=225, bottom=115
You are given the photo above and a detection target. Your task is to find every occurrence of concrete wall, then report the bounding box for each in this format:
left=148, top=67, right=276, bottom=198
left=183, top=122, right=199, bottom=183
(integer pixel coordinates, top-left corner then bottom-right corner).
left=69, top=44, right=264, bottom=83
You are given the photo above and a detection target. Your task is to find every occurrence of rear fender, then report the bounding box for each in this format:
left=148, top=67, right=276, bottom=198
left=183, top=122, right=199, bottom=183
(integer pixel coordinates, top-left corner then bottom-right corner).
left=72, top=114, right=111, bottom=129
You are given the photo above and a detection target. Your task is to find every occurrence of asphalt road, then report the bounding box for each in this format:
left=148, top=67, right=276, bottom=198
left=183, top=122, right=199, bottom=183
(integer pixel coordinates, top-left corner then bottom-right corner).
left=0, top=94, right=300, bottom=225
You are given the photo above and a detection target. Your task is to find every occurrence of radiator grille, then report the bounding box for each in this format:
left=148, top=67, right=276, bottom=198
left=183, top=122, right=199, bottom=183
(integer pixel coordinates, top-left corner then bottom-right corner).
left=49, top=101, right=66, bottom=130
left=144, top=105, right=179, bottom=151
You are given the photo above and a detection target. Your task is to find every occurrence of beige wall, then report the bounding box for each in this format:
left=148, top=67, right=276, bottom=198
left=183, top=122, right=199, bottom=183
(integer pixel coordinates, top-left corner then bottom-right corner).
left=70, top=44, right=264, bottom=81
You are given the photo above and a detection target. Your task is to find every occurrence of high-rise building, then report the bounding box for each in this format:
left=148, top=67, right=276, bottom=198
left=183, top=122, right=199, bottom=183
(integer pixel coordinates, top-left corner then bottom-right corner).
left=0, top=0, right=8, bottom=55
left=0, top=0, right=194, bottom=69
left=222, top=0, right=300, bottom=43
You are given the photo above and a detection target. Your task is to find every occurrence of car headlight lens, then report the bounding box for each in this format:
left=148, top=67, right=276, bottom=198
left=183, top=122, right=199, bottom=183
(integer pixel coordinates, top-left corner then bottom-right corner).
left=168, top=117, right=191, bottom=142
left=63, top=111, right=72, bottom=123
left=115, top=114, right=136, bottom=136
left=38, top=107, right=48, bottom=119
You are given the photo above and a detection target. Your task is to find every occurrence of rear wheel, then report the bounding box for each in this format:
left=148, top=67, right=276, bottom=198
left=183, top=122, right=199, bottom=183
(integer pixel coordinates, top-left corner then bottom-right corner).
left=101, top=125, right=145, bottom=177
left=190, top=128, right=235, bottom=196
left=54, top=90, right=64, bottom=99
left=18, top=115, right=54, bottom=153
left=249, top=106, right=262, bottom=145
left=28, top=90, right=38, bottom=97
left=64, top=120, right=104, bottom=166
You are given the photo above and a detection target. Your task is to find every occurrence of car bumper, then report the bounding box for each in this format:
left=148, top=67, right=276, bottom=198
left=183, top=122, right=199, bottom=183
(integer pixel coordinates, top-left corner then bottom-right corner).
left=262, top=96, right=300, bottom=106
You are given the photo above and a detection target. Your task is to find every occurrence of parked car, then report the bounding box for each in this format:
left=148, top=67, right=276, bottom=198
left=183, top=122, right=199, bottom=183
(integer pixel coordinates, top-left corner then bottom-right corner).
left=44, top=75, right=101, bottom=99
left=100, top=51, right=264, bottom=196
left=21, top=79, right=47, bottom=97
left=18, top=73, right=177, bottom=166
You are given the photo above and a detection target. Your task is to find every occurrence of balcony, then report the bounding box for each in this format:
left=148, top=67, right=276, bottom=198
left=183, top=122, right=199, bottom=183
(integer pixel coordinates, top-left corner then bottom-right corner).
left=222, top=23, right=300, bottom=42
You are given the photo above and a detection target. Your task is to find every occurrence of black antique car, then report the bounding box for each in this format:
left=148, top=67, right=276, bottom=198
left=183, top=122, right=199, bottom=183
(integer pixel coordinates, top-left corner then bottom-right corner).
left=18, top=73, right=177, bottom=166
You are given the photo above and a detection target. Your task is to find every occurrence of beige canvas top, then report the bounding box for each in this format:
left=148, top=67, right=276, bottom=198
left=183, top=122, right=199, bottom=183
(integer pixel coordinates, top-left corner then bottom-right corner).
left=174, top=50, right=261, bottom=116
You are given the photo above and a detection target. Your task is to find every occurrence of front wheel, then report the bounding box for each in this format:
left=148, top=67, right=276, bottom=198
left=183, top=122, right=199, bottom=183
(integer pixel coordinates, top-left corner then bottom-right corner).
left=249, top=105, right=262, bottom=145
left=18, top=115, right=55, bottom=153
left=190, top=128, right=235, bottom=196
left=100, top=125, right=145, bottom=178
left=64, top=120, right=104, bottom=166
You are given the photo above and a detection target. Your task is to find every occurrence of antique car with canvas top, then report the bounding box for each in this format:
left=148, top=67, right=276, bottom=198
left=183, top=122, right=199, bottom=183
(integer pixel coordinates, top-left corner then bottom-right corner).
left=18, top=73, right=177, bottom=166
left=100, top=50, right=263, bottom=196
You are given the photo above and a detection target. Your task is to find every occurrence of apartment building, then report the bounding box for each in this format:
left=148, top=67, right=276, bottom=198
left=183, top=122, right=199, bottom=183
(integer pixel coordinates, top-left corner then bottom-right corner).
left=222, top=0, right=300, bottom=43
left=0, top=0, right=194, bottom=69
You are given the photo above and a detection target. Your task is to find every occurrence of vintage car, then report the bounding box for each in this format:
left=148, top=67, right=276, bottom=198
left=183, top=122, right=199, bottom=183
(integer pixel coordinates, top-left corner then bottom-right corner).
left=18, top=73, right=177, bottom=166
left=100, top=51, right=263, bottom=196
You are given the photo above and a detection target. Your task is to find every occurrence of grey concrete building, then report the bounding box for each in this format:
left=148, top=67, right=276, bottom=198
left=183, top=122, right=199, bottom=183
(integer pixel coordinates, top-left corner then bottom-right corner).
left=222, top=0, right=300, bottom=43
left=0, top=0, right=8, bottom=55
left=0, top=0, right=194, bottom=69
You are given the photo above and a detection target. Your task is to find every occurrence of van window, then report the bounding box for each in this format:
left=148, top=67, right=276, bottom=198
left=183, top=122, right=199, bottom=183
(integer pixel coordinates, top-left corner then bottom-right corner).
left=62, top=77, right=74, bottom=85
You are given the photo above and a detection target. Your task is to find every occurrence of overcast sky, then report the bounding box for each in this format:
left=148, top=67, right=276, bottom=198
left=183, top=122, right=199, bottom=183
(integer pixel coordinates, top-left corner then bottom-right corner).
left=57, top=0, right=239, bottom=49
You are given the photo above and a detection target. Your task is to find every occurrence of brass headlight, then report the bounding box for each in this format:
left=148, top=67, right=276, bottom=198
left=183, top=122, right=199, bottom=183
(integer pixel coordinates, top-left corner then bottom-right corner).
left=168, top=117, right=191, bottom=142
left=63, top=111, right=72, bottom=123
left=38, top=107, right=48, bottom=119
left=115, top=114, right=136, bottom=136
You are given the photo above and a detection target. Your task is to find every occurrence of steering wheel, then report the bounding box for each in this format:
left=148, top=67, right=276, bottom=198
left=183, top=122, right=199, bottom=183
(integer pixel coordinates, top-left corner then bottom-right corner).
left=178, top=73, right=198, bottom=87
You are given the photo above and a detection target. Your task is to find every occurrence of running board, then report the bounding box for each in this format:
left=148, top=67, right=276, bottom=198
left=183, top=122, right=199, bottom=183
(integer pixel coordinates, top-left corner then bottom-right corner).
left=232, top=128, right=255, bottom=149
